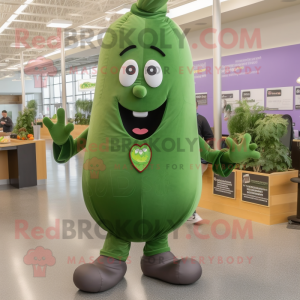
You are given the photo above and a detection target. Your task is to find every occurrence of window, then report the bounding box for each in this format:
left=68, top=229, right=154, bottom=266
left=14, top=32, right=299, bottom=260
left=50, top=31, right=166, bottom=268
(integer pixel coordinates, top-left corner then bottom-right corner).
left=43, top=105, right=50, bottom=117
left=43, top=86, right=50, bottom=98
left=75, top=72, right=82, bottom=81
left=41, top=63, right=96, bottom=120
left=66, top=74, right=73, bottom=82
left=50, top=105, right=56, bottom=118
left=54, top=84, right=60, bottom=98
left=67, top=103, right=75, bottom=119
left=66, top=82, right=73, bottom=96
left=91, top=67, right=97, bottom=77
left=53, top=75, right=60, bottom=84
left=82, top=69, right=90, bottom=79
left=37, top=106, right=43, bottom=118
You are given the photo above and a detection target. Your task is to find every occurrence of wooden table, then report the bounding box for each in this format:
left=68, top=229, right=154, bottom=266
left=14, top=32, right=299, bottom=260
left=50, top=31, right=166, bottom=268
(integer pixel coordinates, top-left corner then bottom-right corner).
left=0, top=139, right=47, bottom=188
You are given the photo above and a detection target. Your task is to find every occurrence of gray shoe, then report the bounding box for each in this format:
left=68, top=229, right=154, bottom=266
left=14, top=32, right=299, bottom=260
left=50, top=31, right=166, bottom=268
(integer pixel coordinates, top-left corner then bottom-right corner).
left=141, top=251, right=202, bottom=285
left=73, top=255, right=127, bottom=293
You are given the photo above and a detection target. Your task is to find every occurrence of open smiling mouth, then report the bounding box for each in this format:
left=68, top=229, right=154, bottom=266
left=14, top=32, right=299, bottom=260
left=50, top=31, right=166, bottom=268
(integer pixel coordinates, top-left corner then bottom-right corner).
left=118, top=101, right=167, bottom=140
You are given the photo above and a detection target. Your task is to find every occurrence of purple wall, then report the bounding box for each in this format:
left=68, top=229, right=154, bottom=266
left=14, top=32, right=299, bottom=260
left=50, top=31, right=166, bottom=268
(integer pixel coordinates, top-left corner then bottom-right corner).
left=194, top=44, right=300, bottom=135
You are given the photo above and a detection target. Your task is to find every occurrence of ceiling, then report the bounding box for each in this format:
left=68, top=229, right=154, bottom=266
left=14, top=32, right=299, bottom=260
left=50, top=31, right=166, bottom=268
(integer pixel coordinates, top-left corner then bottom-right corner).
left=180, top=0, right=300, bottom=32
left=0, top=0, right=187, bottom=68
left=0, top=0, right=299, bottom=79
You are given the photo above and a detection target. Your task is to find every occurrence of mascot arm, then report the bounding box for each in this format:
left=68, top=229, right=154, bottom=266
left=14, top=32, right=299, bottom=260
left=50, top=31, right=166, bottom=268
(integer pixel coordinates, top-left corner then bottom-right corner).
left=199, top=136, right=235, bottom=177
left=53, top=128, right=89, bottom=164
left=199, top=133, right=260, bottom=177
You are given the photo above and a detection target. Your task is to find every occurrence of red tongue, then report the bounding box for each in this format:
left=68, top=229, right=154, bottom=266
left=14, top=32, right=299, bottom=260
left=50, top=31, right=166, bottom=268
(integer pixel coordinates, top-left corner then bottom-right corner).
left=132, top=128, right=148, bottom=135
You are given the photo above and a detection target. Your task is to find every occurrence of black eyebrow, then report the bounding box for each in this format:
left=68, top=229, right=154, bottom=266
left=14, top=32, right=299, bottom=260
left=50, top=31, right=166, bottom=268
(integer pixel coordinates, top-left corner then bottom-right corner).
left=150, top=46, right=166, bottom=57
left=120, top=45, right=137, bottom=56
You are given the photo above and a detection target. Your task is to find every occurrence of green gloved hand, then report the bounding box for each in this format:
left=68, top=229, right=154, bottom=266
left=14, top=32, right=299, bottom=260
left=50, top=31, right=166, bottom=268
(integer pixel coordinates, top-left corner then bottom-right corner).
left=43, top=108, right=74, bottom=146
left=223, top=133, right=260, bottom=164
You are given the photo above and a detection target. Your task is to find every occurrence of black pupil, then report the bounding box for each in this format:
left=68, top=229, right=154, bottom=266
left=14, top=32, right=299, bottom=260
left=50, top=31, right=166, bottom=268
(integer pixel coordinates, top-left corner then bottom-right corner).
left=147, top=66, right=156, bottom=76
left=126, top=65, right=136, bottom=75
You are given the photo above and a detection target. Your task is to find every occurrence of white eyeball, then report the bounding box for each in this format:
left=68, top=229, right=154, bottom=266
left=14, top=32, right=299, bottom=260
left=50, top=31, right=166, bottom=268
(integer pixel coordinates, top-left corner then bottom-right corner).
left=144, top=60, right=163, bottom=88
left=119, top=59, right=139, bottom=87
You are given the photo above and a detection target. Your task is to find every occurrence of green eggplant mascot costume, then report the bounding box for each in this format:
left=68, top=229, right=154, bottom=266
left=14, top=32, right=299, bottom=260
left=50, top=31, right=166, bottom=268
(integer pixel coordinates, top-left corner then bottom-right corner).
left=44, top=0, right=260, bottom=293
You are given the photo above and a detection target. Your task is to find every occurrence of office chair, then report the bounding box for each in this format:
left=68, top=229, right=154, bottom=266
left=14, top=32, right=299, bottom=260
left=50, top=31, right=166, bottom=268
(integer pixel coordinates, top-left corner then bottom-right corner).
left=289, top=177, right=300, bottom=224
left=280, top=114, right=293, bottom=151
left=281, top=115, right=300, bottom=223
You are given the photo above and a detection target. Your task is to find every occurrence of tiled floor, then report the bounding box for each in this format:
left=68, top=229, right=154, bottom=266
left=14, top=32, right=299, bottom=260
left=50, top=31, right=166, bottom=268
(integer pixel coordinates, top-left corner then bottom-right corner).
left=0, top=140, right=300, bottom=300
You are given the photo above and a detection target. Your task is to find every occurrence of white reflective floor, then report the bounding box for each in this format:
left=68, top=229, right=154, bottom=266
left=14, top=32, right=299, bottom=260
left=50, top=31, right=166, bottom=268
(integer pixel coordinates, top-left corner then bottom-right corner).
left=0, top=140, right=300, bottom=300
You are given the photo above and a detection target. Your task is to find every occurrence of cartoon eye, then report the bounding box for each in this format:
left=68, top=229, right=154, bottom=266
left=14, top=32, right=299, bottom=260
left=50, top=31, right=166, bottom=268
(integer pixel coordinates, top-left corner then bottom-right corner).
left=119, top=59, right=139, bottom=87
left=34, top=257, right=37, bottom=260
left=35, top=67, right=39, bottom=71
left=42, top=257, right=46, bottom=260
left=144, top=60, right=163, bottom=88
left=43, top=67, right=47, bottom=70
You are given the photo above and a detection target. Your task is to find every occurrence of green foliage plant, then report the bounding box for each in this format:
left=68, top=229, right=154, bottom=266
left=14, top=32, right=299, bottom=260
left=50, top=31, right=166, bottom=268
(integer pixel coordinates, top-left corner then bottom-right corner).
left=227, top=100, right=265, bottom=142
left=75, top=99, right=93, bottom=115
left=75, top=99, right=93, bottom=125
left=228, top=100, right=291, bottom=173
left=27, top=100, right=37, bottom=119
left=12, top=108, right=34, bottom=139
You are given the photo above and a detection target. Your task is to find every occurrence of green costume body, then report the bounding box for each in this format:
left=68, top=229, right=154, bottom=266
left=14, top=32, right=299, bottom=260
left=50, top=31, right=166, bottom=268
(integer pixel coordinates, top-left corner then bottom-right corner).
left=45, top=0, right=259, bottom=264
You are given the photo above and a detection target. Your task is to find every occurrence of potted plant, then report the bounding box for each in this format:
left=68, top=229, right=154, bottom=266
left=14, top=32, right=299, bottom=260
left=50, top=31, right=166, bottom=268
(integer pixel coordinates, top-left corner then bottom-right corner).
left=199, top=100, right=297, bottom=225
left=27, top=100, right=37, bottom=119
left=75, top=99, right=93, bottom=125
left=75, top=112, right=83, bottom=125
left=27, top=100, right=41, bottom=140
left=12, top=107, right=35, bottom=140
left=227, top=100, right=292, bottom=172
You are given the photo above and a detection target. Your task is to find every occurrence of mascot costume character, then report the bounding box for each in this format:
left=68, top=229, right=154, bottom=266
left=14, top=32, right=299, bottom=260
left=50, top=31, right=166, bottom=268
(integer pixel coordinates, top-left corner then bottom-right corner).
left=43, top=0, right=260, bottom=293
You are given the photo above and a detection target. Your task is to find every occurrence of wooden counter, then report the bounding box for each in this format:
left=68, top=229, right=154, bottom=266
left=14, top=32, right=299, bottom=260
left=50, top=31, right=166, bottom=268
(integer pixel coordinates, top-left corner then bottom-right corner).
left=199, top=165, right=298, bottom=225
left=0, top=139, right=43, bottom=148
left=0, top=139, right=47, bottom=188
